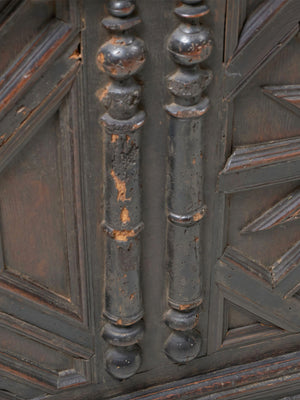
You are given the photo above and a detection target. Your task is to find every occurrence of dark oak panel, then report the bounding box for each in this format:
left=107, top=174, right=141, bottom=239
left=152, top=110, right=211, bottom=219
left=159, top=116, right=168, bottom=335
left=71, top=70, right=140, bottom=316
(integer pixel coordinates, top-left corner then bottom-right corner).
left=0, top=1, right=299, bottom=399
left=0, top=112, right=70, bottom=297
left=208, top=0, right=300, bottom=390
left=0, top=1, right=93, bottom=399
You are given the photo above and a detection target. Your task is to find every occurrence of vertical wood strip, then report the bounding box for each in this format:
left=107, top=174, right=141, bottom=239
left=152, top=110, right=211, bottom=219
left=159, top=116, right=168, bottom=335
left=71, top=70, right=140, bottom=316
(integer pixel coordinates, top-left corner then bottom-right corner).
left=223, top=0, right=247, bottom=63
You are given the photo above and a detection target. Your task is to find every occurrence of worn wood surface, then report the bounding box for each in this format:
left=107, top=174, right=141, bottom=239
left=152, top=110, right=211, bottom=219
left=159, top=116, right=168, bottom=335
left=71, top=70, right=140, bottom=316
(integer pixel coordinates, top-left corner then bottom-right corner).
left=0, top=0, right=299, bottom=399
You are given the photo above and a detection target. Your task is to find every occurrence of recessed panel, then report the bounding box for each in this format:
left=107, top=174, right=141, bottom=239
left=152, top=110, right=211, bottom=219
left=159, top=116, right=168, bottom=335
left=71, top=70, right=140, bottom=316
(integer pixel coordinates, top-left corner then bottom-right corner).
left=0, top=112, right=70, bottom=298
left=227, top=302, right=260, bottom=330
left=233, top=37, right=300, bottom=146
left=227, top=183, right=300, bottom=266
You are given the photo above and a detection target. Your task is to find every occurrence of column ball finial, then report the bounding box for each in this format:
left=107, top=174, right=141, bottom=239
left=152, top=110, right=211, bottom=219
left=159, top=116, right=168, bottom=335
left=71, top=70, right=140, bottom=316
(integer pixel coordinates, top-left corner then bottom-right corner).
left=165, top=331, right=202, bottom=363
left=105, top=345, right=141, bottom=380
left=97, top=36, right=145, bottom=79
left=108, top=0, right=136, bottom=17
left=167, top=24, right=212, bottom=66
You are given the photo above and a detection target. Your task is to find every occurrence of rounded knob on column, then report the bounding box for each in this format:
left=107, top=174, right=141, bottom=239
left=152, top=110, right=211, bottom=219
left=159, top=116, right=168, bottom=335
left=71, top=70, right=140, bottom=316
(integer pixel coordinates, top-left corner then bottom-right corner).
left=108, top=0, right=136, bottom=17
left=105, top=345, right=141, bottom=379
left=165, top=330, right=202, bottom=363
left=97, top=36, right=145, bottom=79
left=167, top=24, right=212, bottom=66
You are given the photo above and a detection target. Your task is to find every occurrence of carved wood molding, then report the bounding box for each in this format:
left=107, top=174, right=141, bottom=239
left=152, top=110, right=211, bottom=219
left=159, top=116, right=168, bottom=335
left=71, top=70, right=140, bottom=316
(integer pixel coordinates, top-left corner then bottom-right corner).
left=242, top=188, right=300, bottom=233
left=164, top=0, right=213, bottom=363
left=0, top=20, right=72, bottom=120
left=263, top=84, right=300, bottom=116
left=0, top=2, right=94, bottom=396
left=219, top=137, right=300, bottom=192
left=111, top=351, right=300, bottom=400
left=216, top=245, right=300, bottom=332
left=224, top=0, right=300, bottom=100
left=221, top=243, right=300, bottom=292
left=97, top=0, right=145, bottom=380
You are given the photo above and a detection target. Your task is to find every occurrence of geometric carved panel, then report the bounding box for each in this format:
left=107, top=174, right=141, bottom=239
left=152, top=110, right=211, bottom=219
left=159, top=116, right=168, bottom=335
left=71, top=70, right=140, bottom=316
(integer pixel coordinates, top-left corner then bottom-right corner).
left=0, top=1, right=92, bottom=399
left=211, top=244, right=300, bottom=352
left=213, top=0, right=300, bottom=357
left=212, top=185, right=300, bottom=352
left=224, top=0, right=300, bottom=100
left=221, top=243, right=300, bottom=295
left=0, top=94, right=92, bottom=397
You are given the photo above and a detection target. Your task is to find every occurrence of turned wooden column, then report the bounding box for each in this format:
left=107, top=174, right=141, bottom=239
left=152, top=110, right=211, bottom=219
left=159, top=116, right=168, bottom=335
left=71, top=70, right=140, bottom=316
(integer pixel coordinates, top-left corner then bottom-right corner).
left=164, top=0, right=213, bottom=363
left=97, top=0, right=145, bottom=379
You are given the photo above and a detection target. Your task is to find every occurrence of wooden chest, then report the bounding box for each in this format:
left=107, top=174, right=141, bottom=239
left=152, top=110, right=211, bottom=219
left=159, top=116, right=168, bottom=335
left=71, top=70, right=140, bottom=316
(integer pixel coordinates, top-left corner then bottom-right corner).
left=0, top=1, right=299, bottom=399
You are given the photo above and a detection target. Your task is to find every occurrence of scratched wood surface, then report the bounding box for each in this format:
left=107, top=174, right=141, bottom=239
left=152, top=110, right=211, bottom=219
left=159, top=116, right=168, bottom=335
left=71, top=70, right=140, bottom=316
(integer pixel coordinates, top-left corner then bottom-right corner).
left=0, top=1, right=299, bottom=399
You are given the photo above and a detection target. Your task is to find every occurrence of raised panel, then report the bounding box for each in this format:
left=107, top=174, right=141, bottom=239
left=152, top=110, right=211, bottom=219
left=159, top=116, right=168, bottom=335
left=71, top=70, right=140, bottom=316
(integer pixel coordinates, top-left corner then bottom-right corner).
left=0, top=327, right=72, bottom=372
left=0, top=321, right=91, bottom=392
left=0, top=112, right=72, bottom=300
left=0, top=77, right=88, bottom=322
left=210, top=180, right=300, bottom=352
left=209, top=0, right=300, bottom=364
left=0, top=1, right=93, bottom=398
